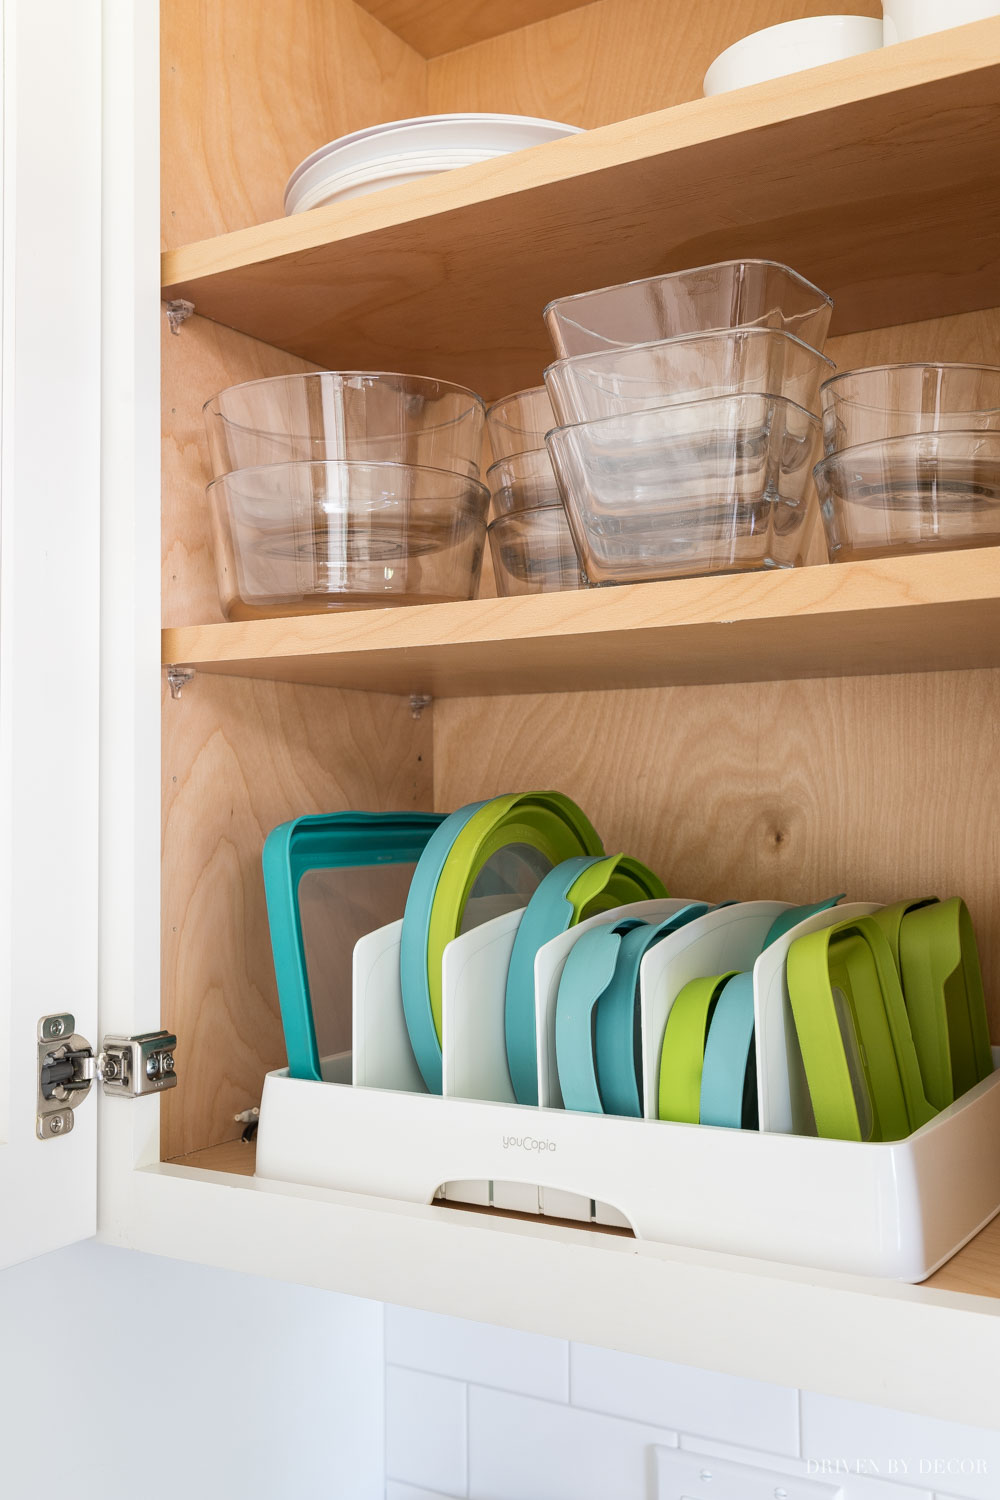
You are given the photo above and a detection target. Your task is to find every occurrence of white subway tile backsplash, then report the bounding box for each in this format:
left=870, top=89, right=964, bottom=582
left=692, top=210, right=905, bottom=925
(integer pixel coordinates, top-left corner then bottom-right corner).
left=570, top=1342, right=798, bottom=1453
left=800, top=1392, right=1000, bottom=1500
left=677, top=1436, right=933, bottom=1500
left=387, top=1305, right=569, bottom=1400
left=383, top=1313, right=997, bottom=1500
left=386, top=1366, right=468, bottom=1497
left=467, top=1385, right=678, bottom=1500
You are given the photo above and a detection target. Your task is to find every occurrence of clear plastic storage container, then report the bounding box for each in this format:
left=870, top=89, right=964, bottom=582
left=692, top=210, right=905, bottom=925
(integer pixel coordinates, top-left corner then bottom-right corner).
left=547, top=393, right=822, bottom=585
left=488, top=507, right=587, bottom=595
left=821, top=362, right=1000, bottom=455
left=814, top=432, right=1000, bottom=562
left=545, top=327, right=834, bottom=426
left=204, top=371, right=485, bottom=479
left=208, top=460, right=489, bottom=618
left=544, top=259, right=833, bottom=358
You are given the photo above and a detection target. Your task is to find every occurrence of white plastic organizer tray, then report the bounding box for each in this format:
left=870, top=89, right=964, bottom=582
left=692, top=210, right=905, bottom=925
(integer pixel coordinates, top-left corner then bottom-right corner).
left=255, top=899, right=1000, bottom=1281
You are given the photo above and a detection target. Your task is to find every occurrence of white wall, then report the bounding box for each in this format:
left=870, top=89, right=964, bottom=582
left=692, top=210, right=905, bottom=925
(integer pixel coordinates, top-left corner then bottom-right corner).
left=4, top=1248, right=997, bottom=1500
left=0, top=1240, right=386, bottom=1500
left=383, top=1306, right=999, bottom=1500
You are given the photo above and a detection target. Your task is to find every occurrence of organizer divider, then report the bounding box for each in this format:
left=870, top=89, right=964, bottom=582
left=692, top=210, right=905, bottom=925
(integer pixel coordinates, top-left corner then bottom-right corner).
left=352, top=919, right=427, bottom=1094
left=441, top=908, right=524, bottom=1206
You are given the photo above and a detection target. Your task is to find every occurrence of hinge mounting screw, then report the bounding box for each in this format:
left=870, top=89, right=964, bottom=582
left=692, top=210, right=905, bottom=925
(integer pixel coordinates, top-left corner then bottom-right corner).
left=409, top=693, right=432, bottom=720
left=165, top=298, right=195, bottom=334
left=166, top=665, right=195, bottom=700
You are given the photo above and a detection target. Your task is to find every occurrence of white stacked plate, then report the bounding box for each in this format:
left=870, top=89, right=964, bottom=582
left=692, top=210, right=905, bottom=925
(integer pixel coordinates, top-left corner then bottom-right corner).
left=284, top=113, right=583, bottom=214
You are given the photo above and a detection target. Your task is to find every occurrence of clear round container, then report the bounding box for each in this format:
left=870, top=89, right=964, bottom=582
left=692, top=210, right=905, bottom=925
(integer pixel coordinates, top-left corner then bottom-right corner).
left=486, top=447, right=562, bottom=518
left=821, top=362, right=1000, bottom=455
left=203, top=371, right=486, bottom=480
left=544, top=327, right=834, bottom=426
left=546, top=392, right=821, bottom=585
left=488, top=506, right=587, bottom=595
left=485, top=386, right=556, bottom=461
left=208, top=461, right=489, bottom=619
left=543, top=259, right=834, bottom=359
left=814, top=431, right=1000, bottom=563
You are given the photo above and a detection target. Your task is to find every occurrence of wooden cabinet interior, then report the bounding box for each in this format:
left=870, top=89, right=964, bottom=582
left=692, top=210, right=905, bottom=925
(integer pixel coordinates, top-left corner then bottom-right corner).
left=159, top=0, right=1000, bottom=1291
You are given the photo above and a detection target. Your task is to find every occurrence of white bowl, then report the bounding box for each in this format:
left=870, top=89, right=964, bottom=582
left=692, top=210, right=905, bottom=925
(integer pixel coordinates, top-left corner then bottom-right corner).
left=703, top=15, right=884, bottom=95
left=882, top=0, right=998, bottom=43
left=285, top=114, right=582, bottom=214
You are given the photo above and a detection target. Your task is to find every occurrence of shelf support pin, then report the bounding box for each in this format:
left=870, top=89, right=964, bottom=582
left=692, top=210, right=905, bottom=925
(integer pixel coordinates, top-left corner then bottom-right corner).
left=409, top=693, right=433, bottom=720
left=166, top=665, right=195, bottom=700
left=164, top=298, right=195, bottom=334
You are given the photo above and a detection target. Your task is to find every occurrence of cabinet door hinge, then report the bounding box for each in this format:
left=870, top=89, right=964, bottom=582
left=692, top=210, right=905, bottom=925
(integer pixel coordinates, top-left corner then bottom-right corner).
left=37, top=1016, right=178, bottom=1138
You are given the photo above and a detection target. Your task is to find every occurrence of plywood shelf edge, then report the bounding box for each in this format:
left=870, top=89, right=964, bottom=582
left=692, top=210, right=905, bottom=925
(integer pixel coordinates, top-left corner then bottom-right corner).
left=161, top=547, right=1000, bottom=697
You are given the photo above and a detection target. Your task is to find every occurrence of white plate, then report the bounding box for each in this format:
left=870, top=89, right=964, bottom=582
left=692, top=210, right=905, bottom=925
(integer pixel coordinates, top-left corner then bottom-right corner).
left=291, top=149, right=511, bottom=212
left=285, top=112, right=582, bottom=215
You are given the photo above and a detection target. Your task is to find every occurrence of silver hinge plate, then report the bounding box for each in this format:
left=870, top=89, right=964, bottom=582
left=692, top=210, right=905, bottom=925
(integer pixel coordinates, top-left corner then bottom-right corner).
left=38, top=1021, right=180, bottom=1135
left=37, top=1014, right=96, bottom=1139
left=98, top=1032, right=178, bottom=1098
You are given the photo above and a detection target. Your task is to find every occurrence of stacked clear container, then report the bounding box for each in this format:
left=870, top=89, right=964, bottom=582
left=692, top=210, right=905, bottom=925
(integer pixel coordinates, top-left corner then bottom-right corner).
left=203, top=372, right=490, bottom=618
left=813, top=364, right=1000, bottom=561
left=484, top=387, right=587, bottom=595
left=541, top=259, right=835, bottom=586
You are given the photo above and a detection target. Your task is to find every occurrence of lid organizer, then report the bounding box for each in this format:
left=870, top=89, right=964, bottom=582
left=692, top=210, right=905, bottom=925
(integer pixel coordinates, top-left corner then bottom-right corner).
left=263, top=811, right=445, bottom=1081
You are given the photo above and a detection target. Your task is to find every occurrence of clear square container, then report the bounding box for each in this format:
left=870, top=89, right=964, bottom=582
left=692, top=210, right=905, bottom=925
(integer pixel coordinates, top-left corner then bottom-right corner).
left=814, top=431, right=1000, bottom=562
left=546, top=393, right=822, bottom=585
left=545, top=327, right=834, bottom=426
left=544, top=259, right=833, bottom=359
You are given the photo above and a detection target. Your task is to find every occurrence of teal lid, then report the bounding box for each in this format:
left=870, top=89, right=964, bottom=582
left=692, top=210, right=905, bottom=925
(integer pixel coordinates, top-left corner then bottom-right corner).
left=263, top=811, right=444, bottom=1081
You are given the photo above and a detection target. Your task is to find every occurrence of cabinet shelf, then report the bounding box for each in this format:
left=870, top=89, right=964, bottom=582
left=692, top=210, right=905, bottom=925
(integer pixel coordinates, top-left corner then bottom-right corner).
left=160, top=20, right=1000, bottom=395
left=162, top=548, right=1000, bottom=698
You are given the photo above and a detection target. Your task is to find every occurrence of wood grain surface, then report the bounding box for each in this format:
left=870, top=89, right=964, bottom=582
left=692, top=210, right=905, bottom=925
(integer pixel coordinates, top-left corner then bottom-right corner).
left=160, top=671, right=433, bottom=1158
left=168, top=1138, right=258, bottom=1176
left=161, top=0, right=427, bottom=248
left=428, top=0, right=881, bottom=125
left=353, top=0, right=598, bottom=57
left=161, top=22, right=1000, bottom=396
left=162, top=311, right=322, bottom=628
left=926, top=1215, right=1000, bottom=1296
left=432, top=669, right=1000, bottom=1031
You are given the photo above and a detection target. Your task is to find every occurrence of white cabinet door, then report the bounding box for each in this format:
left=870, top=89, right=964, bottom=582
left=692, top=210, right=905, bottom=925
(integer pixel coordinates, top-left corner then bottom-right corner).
left=0, top=0, right=102, bottom=1268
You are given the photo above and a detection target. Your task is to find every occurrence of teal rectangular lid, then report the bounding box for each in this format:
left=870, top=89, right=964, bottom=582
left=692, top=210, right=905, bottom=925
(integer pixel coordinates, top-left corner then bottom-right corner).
left=263, top=811, right=445, bottom=1081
